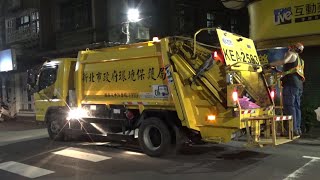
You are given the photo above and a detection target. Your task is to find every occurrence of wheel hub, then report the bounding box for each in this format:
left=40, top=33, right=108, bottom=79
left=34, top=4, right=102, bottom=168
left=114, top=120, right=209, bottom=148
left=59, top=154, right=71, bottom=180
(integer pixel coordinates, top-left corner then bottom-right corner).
left=143, top=126, right=162, bottom=151
left=50, top=120, right=61, bottom=134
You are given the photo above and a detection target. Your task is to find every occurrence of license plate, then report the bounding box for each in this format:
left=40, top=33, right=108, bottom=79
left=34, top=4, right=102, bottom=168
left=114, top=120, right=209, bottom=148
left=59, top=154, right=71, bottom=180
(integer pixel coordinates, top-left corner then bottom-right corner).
left=217, top=29, right=260, bottom=66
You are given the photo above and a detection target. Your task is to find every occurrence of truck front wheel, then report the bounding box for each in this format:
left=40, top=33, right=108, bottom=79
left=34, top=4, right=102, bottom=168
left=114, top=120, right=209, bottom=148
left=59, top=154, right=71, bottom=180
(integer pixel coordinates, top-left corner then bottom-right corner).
left=138, top=117, right=172, bottom=157
left=47, top=113, right=65, bottom=141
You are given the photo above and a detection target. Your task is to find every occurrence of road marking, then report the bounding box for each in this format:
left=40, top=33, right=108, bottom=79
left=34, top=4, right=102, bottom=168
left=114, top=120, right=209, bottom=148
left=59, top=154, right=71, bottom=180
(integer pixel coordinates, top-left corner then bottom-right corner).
left=284, top=156, right=320, bottom=180
left=0, top=129, right=48, bottom=147
left=53, top=148, right=111, bottom=162
left=124, top=151, right=145, bottom=156
left=0, top=161, right=54, bottom=179
left=302, top=156, right=320, bottom=160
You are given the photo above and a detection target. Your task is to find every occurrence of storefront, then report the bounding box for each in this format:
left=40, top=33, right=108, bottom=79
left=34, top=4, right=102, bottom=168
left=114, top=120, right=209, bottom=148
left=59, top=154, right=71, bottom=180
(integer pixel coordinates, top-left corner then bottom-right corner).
left=249, top=0, right=320, bottom=107
left=0, top=49, right=34, bottom=117
left=249, top=0, right=320, bottom=47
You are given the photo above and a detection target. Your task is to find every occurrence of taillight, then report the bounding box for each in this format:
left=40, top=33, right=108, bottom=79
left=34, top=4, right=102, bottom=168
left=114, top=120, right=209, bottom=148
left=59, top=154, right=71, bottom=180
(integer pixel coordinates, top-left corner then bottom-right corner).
left=207, top=115, right=216, bottom=121
left=212, top=49, right=225, bottom=63
left=270, top=90, right=275, bottom=99
left=232, top=91, right=238, bottom=102
left=213, top=51, right=218, bottom=59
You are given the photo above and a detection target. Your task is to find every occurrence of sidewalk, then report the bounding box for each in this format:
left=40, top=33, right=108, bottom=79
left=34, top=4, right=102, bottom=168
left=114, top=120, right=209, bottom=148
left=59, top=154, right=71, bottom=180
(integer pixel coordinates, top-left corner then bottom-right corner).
left=0, top=116, right=48, bottom=146
left=301, top=127, right=320, bottom=139
left=0, top=116, right=45, bottom=131
left=0, top=129, right=48, bottom=146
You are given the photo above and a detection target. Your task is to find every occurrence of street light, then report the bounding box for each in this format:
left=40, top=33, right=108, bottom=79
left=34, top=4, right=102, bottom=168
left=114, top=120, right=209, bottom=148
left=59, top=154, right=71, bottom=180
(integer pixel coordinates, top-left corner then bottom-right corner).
left=125, top=8, right=141, bottom=44
left=127, top=9, right=140, bottom=23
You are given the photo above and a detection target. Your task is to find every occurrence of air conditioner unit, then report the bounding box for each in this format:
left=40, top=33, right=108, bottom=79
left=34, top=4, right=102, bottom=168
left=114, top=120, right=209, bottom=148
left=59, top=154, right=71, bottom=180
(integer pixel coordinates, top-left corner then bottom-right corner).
left=136, top=27, right=150, bottom=40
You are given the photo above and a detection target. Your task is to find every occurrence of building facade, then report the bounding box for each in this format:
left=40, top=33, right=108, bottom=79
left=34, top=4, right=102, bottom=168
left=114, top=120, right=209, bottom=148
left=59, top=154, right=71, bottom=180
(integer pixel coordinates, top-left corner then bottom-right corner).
left=0, top=0, right=249, bottom=116
left=249, top=0, right=320, bottom=110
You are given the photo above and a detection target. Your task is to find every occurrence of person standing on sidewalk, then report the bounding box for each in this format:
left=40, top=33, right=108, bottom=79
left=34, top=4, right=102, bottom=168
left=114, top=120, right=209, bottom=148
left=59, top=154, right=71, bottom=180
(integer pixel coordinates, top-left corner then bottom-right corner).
left=269, top=43, right=305, bottom=136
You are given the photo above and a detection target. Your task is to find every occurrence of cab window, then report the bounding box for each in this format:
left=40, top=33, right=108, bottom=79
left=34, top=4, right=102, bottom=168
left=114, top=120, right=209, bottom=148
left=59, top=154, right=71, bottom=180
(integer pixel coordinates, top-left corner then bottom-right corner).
left=38, top=66, right=58, bottom=91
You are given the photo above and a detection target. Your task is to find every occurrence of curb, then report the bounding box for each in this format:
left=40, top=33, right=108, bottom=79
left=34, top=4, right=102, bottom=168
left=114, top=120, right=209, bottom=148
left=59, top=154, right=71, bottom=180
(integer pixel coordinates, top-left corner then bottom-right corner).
left=291, top=139, right=320, bottom=146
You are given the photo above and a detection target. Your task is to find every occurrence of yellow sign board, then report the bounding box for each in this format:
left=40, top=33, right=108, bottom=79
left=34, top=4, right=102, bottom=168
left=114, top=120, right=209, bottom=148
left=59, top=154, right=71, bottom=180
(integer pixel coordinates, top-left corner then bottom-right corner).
left=83, top=58, right=168, bottom=98
left=216, top=29, right=260, bottom=66
left=249, top=0, right=320, bottom=41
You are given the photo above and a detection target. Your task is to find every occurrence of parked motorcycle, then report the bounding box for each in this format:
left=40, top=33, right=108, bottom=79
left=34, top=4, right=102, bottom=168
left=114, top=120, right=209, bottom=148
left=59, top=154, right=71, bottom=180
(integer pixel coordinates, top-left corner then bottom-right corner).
left=0, top=102, right=13, bottom=122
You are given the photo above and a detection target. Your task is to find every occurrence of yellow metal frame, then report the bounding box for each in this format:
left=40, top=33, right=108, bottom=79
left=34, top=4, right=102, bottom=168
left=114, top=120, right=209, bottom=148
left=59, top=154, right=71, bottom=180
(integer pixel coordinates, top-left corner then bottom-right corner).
left=242, top=115, right=296, bottom=147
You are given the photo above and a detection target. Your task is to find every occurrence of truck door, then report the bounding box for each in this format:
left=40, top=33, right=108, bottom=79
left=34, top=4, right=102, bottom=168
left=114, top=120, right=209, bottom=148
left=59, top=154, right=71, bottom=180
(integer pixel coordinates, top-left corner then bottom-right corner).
left=34, top=64, right=60, bottom=121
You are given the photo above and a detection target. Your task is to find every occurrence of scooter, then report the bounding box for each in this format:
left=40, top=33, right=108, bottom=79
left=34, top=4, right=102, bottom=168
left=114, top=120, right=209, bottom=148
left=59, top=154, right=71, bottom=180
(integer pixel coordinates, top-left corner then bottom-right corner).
left=0, top=102, right=12, bottom=122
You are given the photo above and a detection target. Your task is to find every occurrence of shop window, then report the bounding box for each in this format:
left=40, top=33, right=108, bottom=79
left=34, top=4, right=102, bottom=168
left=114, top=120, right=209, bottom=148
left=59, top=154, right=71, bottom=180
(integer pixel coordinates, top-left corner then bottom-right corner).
left=17, top=15, right=30, bottom=30
left=230, top=17, right=238, bottom=33
left=15, top=11, right=39, bottom=33
left=31, top=11, right=39, bottom=21
left=31, top=12, right=40, bottom=33
left=6, top=19, right=14, bottom=33
left=175, top=7, right=195, bottom=35
left=178, top=10, right=185, bottom=32
left=59, top=0, right=92, bottom=32
left=207, top=12, right=216, bottom=34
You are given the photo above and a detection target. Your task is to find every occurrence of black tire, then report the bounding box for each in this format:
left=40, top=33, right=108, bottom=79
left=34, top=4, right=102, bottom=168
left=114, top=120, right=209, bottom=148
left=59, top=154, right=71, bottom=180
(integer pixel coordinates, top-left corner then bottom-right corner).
left=47, top=112, right=66, bottom=141
left=138, top=117, right=172, bottom=157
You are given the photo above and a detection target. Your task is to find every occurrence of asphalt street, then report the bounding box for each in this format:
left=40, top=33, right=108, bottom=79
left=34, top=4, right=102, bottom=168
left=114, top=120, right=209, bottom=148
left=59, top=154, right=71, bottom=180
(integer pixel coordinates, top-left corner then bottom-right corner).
left=0, top=121, right=320, bottom=180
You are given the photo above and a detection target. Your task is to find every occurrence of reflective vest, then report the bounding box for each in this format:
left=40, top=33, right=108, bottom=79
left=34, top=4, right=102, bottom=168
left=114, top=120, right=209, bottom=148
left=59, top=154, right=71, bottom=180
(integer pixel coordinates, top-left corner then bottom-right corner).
left=282, top=55, right=305, bottom=81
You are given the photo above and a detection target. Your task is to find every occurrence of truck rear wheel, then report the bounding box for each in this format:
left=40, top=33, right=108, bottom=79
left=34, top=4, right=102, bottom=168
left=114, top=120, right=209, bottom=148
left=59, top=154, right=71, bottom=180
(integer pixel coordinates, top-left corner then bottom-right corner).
left=138, top=117, right=172, bottom=157
left=47, top=113, right=65, bottom=141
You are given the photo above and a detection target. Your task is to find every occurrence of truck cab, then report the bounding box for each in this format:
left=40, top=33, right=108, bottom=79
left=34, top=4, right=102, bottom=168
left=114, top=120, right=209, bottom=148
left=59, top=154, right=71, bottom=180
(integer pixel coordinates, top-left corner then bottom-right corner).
left=31, top=59, right=76, bottom=121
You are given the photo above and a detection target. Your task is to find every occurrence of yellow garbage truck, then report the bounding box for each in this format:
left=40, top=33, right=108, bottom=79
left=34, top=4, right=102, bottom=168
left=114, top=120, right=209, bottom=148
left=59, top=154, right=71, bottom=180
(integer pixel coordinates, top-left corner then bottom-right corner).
left=28, top=28, right=296, bottom=156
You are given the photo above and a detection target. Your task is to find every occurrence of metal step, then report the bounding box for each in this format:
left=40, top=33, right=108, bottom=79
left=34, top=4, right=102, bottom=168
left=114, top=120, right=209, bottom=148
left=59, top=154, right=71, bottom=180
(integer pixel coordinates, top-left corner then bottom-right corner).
left=242, top=115, right=297, bottom=147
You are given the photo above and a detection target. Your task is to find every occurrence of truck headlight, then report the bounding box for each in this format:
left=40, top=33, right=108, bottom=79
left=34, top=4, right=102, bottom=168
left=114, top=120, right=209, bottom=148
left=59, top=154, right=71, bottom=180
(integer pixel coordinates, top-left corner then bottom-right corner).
left=66, top=108, right=89, bottom=120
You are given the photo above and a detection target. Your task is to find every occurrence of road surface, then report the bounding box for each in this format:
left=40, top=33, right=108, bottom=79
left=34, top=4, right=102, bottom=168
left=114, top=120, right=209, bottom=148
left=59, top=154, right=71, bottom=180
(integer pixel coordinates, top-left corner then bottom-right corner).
left=0, top=127, right=320, bottom=180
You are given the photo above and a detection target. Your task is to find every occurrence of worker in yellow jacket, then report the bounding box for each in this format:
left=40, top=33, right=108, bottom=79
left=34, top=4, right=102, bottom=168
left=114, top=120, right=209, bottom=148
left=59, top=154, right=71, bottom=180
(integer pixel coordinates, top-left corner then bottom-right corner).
left=269, top=43, right=305, bottom=136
